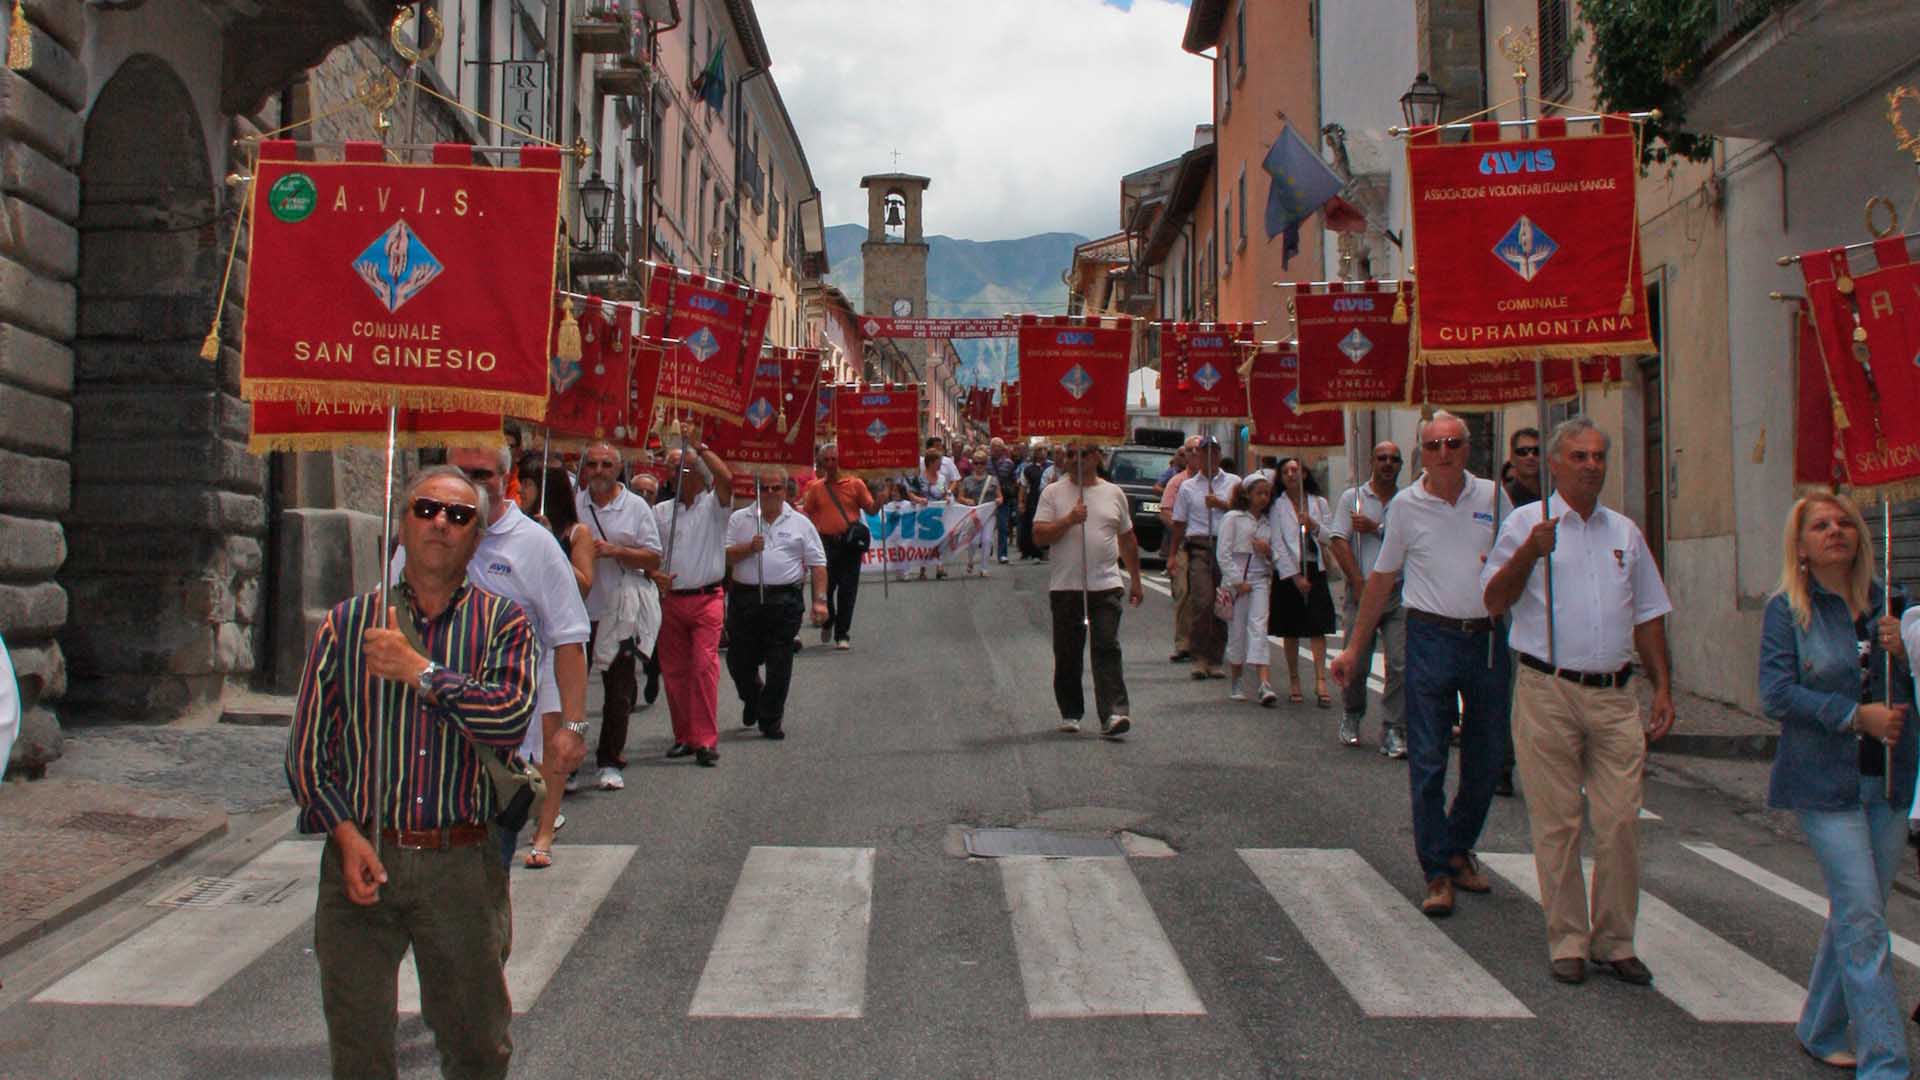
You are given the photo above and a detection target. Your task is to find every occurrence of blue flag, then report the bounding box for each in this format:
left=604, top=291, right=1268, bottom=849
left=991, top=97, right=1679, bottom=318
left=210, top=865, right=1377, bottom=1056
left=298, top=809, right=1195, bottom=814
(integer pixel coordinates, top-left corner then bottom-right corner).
left=692, top=44, right=726, bottom=111
left=1263, top=123, right=1344, bottom=268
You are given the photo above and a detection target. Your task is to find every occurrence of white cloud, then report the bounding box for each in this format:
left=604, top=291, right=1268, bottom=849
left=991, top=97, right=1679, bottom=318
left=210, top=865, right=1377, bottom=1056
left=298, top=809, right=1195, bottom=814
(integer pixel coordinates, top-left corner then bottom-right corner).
left=757, top=0, right=1211, bottom=241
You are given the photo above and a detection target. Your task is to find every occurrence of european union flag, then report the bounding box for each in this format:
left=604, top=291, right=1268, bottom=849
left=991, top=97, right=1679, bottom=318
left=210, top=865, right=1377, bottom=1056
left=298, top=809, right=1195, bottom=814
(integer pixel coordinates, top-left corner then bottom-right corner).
left=1263, top=123, right=1345, bottom=268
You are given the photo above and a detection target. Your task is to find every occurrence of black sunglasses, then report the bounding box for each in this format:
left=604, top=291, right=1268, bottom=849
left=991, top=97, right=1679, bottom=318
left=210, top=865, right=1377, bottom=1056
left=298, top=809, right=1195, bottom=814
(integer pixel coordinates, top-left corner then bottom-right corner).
left=411, top=496, right=479, bottom=527
left=1512, top=445, right=1540, bottom=457
left=1422, top=436, right=1467, bottom=452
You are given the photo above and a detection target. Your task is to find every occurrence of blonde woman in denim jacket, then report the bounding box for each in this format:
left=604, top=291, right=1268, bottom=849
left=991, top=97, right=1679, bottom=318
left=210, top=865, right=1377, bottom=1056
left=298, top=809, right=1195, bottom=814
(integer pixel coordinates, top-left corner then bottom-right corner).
left=1759, top=492, right=1916, bottom=1077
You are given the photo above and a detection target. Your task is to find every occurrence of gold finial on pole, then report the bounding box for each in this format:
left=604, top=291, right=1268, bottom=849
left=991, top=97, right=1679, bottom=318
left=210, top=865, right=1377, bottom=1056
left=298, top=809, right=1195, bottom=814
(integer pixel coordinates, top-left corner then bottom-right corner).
left=1497, top=24, right=1538, bottom=90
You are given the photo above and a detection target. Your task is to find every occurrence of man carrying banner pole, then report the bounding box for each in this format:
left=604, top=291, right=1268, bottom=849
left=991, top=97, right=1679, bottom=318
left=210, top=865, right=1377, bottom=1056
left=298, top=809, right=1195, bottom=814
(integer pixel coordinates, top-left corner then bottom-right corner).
left=652, top=439, right=739, bottom=768
left=1033, top=443, right=1143, bottom=739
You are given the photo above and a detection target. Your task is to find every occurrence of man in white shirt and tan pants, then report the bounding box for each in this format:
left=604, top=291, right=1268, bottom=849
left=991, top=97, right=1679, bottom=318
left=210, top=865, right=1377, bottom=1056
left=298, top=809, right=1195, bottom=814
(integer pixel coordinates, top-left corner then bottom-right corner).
left=1483, top=416, right=1675, bottom=987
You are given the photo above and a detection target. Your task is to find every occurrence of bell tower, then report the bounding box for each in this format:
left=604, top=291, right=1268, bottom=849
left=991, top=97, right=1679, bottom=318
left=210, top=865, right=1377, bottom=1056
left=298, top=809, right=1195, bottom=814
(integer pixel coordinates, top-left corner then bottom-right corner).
left=859, top=172, right=930, bottom=322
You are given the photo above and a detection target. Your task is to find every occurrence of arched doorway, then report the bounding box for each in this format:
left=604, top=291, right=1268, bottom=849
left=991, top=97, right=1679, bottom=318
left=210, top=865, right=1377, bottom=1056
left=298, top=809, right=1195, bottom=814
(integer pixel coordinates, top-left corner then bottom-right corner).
left=61, top=55, right=264, bottom=723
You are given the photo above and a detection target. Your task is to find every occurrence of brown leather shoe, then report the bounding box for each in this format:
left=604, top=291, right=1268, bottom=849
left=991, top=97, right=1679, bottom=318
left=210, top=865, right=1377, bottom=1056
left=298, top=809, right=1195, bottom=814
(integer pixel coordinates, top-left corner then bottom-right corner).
left=1448, top=852, right=1492, bottom=894
left=1550, top=958, right=1586, bottom=984
left=1420, top=877, right=1455, bottom=917
left=1592, top=955, right=1653, bottom=985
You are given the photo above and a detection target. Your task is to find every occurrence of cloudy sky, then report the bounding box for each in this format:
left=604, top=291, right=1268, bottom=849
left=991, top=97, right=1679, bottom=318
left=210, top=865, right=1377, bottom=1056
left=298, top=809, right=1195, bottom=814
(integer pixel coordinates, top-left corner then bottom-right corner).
left=755, top=0, right=1210, bottom=242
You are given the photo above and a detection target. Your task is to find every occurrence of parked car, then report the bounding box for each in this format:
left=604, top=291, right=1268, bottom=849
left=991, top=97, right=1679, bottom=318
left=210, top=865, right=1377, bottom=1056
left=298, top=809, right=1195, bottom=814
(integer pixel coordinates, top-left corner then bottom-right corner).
left=1105, top=428, right=1184, bottom=562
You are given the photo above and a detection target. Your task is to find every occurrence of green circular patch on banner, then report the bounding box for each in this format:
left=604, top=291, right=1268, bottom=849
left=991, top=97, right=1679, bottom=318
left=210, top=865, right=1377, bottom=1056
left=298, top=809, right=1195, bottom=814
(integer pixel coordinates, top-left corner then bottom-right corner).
left=268, top=173, right=317, bottom=223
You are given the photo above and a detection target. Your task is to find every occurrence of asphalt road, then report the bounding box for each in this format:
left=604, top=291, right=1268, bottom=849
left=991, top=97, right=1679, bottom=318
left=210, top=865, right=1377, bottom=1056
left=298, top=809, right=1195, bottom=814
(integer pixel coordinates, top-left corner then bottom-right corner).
left=2, top=557, right=1917, bottom=1079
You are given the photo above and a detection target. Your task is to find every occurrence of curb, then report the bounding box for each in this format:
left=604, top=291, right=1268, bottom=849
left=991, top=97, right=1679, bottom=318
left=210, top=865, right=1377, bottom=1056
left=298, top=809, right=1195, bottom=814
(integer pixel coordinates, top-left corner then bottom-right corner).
left=0, top=810, right=228, bottom=959
left=1651, top=732, right=1778, bottom=762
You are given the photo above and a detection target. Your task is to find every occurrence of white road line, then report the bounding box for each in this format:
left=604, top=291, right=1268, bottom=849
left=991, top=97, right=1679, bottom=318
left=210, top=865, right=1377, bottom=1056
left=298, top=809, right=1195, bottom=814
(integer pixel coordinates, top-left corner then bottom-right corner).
left=1239, top=848, right=1532, bottom=1019
left=1639, top=809, right=1661, bottom=821
left=1682, top=842, right=1920, bottom=970
left=396, top=843, right=636, bottom=1016
left=34, top=840, right=322, bottom=1008
left=1480, top=852, right=1804, bottom=1023
left=687, top=846, right=875, bottom=1019
left=1000, top=855, right=1206, bottom=1018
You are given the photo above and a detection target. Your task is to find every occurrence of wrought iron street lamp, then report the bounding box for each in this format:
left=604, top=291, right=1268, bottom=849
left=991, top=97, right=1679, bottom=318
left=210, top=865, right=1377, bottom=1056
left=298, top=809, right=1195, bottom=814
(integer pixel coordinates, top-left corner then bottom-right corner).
left=1399, top=72, right=1446, bottom=129
left=578, top=172, right=613, bottom=247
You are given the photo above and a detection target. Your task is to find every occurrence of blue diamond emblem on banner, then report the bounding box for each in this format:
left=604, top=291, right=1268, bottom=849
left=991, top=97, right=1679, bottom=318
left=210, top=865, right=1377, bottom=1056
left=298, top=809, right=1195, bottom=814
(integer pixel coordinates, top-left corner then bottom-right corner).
left=1339, top=329, right=1373, bottom=363
left=865, top=418, right=890, bottom=443
left=684, top=327, right=720, bottom=363
left=1060, top=364, right=1094, bottom=400
left=1193, top=362, right=1222, bottom=391
left=1284, top=385, right=1301, bottom=413
left=352, top=220, right=443, bottom=313
left=1493, top=215, right=1558, bottom=283
left=746, top=397, right=774, bottom=430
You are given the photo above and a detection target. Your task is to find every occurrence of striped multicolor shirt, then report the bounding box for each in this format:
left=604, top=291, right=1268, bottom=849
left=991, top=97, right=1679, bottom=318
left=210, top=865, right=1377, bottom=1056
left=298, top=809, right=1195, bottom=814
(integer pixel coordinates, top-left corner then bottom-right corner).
left=285, top=580, right=539, bottom=834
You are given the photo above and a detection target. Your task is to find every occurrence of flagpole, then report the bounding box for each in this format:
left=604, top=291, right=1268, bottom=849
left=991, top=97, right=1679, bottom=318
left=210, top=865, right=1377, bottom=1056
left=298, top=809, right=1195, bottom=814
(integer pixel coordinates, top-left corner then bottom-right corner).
left=754, top=473, right=766, bottom=604
left=537, top=427, right=551, bottom=519
left=1886, top=496, right=1896, bottom=799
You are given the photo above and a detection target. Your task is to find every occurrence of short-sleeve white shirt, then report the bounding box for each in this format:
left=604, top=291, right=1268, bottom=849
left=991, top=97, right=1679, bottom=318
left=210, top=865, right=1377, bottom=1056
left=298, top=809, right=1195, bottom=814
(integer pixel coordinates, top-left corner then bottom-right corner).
left=1035, top=479, right=1133, bottom=592
left=1173, top=469, right=1240, bottom=539
left=1483, top=494, right=1672, bottom=671
left=1330, top=483, right=1397, bottom=579
left=577, top=485, right=662, bottom=620
left=653, top=488, right=734, bottom=588
left=726, top=504, right=826, bottom=586
left=1372, top=472, right=1510, bottom=620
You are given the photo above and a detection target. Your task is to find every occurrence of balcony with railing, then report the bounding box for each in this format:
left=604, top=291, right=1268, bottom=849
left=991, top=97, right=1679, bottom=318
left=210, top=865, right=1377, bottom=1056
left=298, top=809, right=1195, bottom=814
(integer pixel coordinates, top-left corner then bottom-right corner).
left=1683, top=0, right=1920, bottom=141
left=594, top=32, right=652, bottom=97
left=574, top=1, right=633, bottom=54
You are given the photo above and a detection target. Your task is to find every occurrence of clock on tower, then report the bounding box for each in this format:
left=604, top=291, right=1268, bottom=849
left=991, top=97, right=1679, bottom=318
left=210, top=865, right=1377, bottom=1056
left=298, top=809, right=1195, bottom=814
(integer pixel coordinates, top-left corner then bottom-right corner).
left=891, top=298, right=913, bottom=317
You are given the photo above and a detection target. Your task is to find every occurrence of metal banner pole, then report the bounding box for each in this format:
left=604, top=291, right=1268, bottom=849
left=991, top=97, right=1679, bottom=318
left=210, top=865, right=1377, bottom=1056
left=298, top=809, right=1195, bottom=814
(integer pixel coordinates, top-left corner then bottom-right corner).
left=1080, top=444, right=1093, bottom=631
left=1887, top=497, right=1896, bottom=798
left=664, top=428, right=688, bottom=584
left=537, top=427, right=551, bottom=518
left=373, top=394, right=398, bottom=863
left=1536, top=358, right=1556, bottom=666
left=880, top=499, right=890, bottom=599
left=754, top=474, right=766, bottom=604
left=1490, top=409, right=1504, bottom=668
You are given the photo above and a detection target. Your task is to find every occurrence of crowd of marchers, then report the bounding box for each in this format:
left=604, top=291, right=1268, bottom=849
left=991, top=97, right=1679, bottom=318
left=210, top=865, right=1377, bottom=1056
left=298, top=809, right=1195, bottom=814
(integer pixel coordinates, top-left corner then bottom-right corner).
left=281, top=413, right=1919, bottom=1079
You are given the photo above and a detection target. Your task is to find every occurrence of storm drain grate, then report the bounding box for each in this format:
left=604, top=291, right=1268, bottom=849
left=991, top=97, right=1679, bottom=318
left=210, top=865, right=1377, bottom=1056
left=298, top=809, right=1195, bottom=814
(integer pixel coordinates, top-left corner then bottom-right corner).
left=963, top=828, right=1125, bottom=858
left=149, top=876, right=302, bottom=909
left=61, top=811, right=186, bottom=839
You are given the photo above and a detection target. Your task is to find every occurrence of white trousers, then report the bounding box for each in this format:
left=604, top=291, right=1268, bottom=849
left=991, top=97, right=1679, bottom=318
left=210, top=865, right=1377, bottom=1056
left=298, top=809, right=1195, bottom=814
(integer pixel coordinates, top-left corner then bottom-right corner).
left=1226, top=576, right=1271, bottom=666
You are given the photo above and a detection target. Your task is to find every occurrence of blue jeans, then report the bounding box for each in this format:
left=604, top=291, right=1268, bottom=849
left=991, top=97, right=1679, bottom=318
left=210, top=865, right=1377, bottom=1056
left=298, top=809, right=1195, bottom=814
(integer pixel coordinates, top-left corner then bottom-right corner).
left=996, top=500, right=1014, bottom=558
left=1796, top=774, right=1911, bottom=1078
left=1403, top=619, right=1510, bottom=882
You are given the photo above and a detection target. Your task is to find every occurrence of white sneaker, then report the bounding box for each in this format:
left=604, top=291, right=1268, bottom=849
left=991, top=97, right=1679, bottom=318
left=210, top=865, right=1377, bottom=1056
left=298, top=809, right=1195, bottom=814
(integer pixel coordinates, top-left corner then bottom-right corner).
left=1058, top=720, right=1082, bottom=733
left=564, top=771, right=583, bottom=793
left=597, top=766, right=625, bottom=791
left=1229, top=686, right=1248, bottom=702
left=1258, top=683, right=1279, bottom=707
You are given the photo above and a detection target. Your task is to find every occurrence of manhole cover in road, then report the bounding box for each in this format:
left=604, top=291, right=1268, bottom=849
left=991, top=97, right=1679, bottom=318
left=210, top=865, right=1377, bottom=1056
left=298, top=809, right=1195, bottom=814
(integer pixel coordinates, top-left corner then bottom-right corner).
left=60, top=811, right=186, bottom=838
left=962, top=828, right=1124, bottom=858
left=149, top=876, right=302, bottom=909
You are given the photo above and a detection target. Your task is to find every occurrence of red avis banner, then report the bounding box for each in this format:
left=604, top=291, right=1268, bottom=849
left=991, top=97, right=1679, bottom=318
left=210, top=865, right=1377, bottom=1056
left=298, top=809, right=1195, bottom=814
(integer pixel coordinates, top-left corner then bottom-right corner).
left=1411, top=357, right=1580, bottom=410
left=1407, top=116, right=1654, bottom=363
left=1800, top=238, right=1920, bottom=496
left=247, top=400, right=500, bottom=454
left=620, top=342, right=663, bottom=449
left=815, top=383, right=837, bottom=436
left=991, top=381, right=1021, bottom=442
left=1792, top=299, right=1841, bottom=490
left=241, top=141, right=561, bottom=419
left=833, top=384, right=921, bottom=477
left=1017, top=315, right=1132, bottom=443
left=546, top=296, right=639, bottom=440
left=1294, top=284, right=1413, bottom=410
left=707, top=348, right=823, bottom=476
left=641, top=264, right=773, bottom=425
left=857, top=316, right=1017, bottom=340
left=1247, top=345, right=1345, bottom=450
left=1157, top=322, right=1253, bottom=419
left=964, top=386, right=994, bottom=425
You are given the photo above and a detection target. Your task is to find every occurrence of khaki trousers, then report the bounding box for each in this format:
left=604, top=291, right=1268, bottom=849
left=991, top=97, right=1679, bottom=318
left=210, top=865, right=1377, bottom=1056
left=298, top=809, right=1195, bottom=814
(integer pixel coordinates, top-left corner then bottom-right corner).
left=1169, top=547, right=1190, bottom=652
left=1511, top=665, right=1645, bottom=962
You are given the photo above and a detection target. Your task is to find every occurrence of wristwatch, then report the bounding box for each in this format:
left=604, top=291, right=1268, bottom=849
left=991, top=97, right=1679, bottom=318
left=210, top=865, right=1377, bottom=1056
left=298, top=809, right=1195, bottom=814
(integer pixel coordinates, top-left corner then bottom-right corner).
left=415, top=660, right=441, bottom=695
left=563, top=720, right=591, bottom=736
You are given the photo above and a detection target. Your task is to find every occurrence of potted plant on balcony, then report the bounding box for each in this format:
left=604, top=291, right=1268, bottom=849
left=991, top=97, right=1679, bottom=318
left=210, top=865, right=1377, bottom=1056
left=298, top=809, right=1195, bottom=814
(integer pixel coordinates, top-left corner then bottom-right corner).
left=574, top=1, right=632, bottom=54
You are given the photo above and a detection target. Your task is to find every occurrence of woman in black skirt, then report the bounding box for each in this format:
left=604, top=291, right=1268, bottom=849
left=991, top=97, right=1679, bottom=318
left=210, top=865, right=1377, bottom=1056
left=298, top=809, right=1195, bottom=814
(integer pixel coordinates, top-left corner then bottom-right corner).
left=1269, top=457, right=1337, bottom=706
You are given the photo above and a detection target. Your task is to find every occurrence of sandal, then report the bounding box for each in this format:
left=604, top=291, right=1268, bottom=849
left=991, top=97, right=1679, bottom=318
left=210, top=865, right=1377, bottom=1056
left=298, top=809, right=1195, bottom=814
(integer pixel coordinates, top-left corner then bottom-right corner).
left=524, top=848, right=553, bottom=870
left=1288, top=682, right=1304, bottom=704
left=1315, top=686, right=1332, bottom=708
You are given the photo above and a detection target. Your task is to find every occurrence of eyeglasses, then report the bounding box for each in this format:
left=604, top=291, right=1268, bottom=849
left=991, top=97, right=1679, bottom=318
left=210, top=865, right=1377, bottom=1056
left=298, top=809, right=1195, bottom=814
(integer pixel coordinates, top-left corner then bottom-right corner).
left=1422, top=436, right=1467, bottom=452
left=1375, top=454, right=1403, bottom=463
left=1513, top=445, right=1540, bottom=458
left=410, top=496, right=478, bottom=527
left=460, top=467, right=497, bottom=483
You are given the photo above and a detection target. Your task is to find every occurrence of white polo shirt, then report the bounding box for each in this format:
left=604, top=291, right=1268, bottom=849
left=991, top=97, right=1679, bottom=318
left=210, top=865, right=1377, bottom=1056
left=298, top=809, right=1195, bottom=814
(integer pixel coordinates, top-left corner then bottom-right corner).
left=1372, top=472, right=1511, bottom=620
left=654, top=488, right=734, bottom=589
left=726, top=503, right=826, bottom=586
left=577, top=485, right=663, bottom=620
left=1484, top=493, right=1672, bottom=671
left=1034, top=478, right=1133, bottom=592
left=1172, top=469, right=1240, bottom=539
left=1330, top=483, right=1398, bottom=578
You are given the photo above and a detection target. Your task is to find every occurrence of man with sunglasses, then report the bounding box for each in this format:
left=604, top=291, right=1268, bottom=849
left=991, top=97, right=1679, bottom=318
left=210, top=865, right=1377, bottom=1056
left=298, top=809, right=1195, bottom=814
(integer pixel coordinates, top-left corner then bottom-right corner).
left=1332, top=411, right=1514, bottom=918
left=652, top=441, right=739, bottom=767
left=288, top=465, right=537, bottom=1078
left=1328, top=440, right=1407, bottom=757
left=576, top=442, right=665, bottom=791
left=1489, top=426, right=1546, bottom=798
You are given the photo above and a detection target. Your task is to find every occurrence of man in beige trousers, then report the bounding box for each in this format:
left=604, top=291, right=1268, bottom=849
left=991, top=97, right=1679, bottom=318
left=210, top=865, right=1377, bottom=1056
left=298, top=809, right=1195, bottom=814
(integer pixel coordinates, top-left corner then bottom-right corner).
left=1482, top=416, right=1676, bottom=987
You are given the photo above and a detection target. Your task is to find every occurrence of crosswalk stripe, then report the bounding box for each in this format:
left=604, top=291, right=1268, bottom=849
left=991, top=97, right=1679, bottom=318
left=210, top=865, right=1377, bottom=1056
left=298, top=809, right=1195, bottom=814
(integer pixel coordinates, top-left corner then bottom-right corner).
left=1682, top=841, right=1920, bottom=970
left=1239, top=848, right=1533, bottom=1019
left=33, top=840, right=321, bottom=1008
left=687, top=846, right=875, bottom=1019
left=397, top=844, right=637, bottom=1016
left=1479, top=852, right=1805, bottom=1022
left=999, top=855, right=1206, bottom=1018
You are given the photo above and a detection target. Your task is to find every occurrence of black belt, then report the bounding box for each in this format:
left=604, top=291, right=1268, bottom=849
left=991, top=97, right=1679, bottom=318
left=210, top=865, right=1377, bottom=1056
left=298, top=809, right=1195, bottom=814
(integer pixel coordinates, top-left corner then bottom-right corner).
left=730, top=581, right=803, bottom=594
left=670, top=583, right=722, bottom=596
left=1183, top=538, right=1215, bottom=551
left=1405, top=607, right=1495, bottom=634
left=1518, top=652, right=1634, bottom=689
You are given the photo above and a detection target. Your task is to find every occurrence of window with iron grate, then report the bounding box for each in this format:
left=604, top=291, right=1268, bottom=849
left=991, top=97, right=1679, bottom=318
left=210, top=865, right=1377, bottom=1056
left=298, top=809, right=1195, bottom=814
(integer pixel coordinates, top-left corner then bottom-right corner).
left=1537, top=0, right=1571, bottom=105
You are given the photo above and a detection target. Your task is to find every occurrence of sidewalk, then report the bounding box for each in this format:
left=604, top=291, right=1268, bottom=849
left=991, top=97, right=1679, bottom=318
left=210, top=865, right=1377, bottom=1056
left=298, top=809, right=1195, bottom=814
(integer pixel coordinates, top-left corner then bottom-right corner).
left=0, top=721, right=292, bottom=957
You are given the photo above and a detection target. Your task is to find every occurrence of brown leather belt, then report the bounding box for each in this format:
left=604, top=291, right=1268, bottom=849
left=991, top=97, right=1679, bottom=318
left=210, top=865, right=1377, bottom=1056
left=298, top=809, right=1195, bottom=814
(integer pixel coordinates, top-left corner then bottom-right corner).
left=379, top=824, right=490, bottom=850
left=1405, top=607, right=1495, bottom=635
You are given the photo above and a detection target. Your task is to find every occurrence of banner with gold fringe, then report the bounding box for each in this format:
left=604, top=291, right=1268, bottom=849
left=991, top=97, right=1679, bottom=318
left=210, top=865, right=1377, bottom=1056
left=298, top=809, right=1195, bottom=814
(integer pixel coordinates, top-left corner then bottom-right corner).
left=1246, top=343, right=1345, bottom=451
left=1294, top=283, right=1413, bottom=410
left=641, top=262, right=773, bottom=426
left=1410, top=356, right=1581, bottom=411
left=1017, top=314, right=1132, bottom=444
left=240, top=140, right=560, bottom=419
left=247, top=399, right=501, bottom=454
left=707, top=347, right=823, bottom=477
left=1157, top=321, right=1253, bottom=419
left=833, top=383, right=921, bottom=478
left=1799, top=237, right=1920, bottom=500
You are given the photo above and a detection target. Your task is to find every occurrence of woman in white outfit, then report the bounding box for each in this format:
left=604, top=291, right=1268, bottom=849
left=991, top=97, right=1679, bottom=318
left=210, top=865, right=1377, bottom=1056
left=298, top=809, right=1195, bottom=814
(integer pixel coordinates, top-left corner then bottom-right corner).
left=1220, top=474, right=1279, bottom=706
left=1270, top=457, right=1336, bottom=706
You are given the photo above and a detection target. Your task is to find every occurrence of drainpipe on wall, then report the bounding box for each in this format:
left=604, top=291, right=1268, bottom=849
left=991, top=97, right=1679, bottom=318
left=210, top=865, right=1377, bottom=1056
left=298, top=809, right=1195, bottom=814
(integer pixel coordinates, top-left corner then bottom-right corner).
left=732, top=62, right=769, bottom=285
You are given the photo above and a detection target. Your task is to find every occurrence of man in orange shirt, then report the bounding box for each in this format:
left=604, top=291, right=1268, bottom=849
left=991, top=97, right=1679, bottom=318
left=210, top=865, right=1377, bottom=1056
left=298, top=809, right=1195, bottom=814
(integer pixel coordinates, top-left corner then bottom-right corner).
left=800, top=442, right=877, bottom=651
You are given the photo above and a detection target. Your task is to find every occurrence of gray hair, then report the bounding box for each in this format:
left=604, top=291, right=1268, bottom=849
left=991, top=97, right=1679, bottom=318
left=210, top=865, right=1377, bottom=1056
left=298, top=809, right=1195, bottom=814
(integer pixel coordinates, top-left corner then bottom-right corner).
left=1546, top=415, right=1610, bottom=459
left=404, top=464, right=490, bottom=533
left=1421, top=409, right=1466, bottom=439
left=497, top=443, right=513, bottom=473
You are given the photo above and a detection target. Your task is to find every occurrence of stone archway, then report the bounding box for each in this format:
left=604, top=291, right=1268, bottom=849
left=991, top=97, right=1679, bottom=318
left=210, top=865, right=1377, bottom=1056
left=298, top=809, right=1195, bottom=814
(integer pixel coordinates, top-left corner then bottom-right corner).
left=60, top=55, right=265, bottom=723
